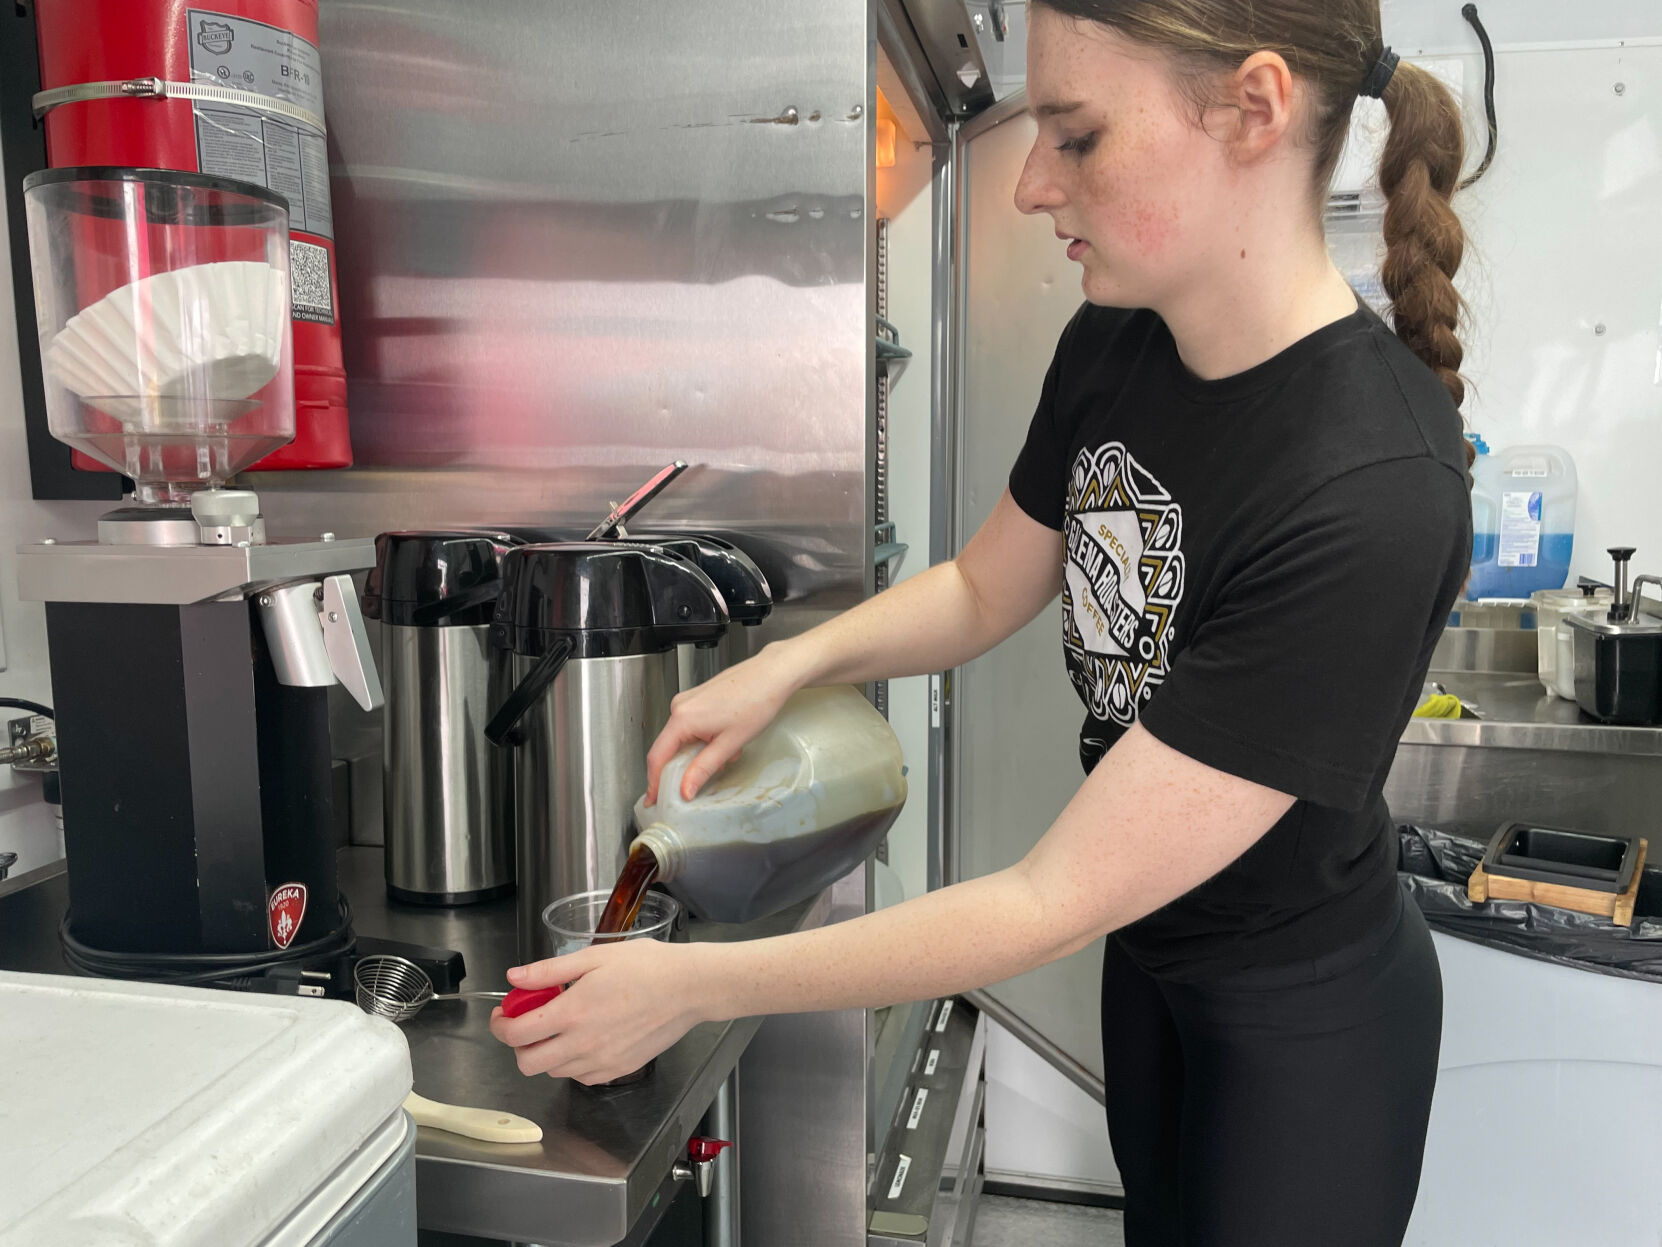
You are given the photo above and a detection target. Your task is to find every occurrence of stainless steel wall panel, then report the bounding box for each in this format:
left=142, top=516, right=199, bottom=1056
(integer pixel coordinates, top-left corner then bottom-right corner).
left=227, top=4, right=879, bottom=1241
left=248, top=0, right=875, bottom=625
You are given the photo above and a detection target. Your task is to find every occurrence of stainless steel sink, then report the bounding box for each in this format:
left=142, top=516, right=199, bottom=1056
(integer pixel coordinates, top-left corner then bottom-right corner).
left=1388, top=607, right=1662, bottom=838
left=1431, top=601, right=1538, bottom=675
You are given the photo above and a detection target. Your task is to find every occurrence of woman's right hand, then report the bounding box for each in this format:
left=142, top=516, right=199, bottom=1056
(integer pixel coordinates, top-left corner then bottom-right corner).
left=645, top=642, right=810, bottom=804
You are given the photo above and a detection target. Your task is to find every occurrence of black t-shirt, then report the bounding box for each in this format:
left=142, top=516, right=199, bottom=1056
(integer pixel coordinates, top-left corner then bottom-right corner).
left=1009, top=303, right=1471, bottom=980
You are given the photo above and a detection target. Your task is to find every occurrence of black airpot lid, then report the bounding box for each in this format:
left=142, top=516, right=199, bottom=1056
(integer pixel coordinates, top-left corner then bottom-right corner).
left=615, top=533, right=772, bottom=626
left=519, top=528, right=774, bottom=626
left=490, top=543, right=730, bottom=659
left=363, top=530, right=521, bottom=627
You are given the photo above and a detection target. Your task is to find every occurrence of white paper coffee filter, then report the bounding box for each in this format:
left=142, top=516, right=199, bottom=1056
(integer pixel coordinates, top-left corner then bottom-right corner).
left=46, top=261, right=286, bottom=421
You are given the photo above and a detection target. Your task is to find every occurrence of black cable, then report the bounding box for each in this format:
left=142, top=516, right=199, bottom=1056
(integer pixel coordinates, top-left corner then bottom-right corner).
left=0, top=697, right=53, bottom=719
left=59, top=894, right=355, bottom=987
left=1459, top=4, right=1498, bottom=190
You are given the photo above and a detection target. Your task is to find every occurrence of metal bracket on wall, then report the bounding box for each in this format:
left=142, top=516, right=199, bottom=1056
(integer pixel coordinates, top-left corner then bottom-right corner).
left=875, top=522, right=909, bottom=577
left=33, top=77, right=326, bottom=133
left=0, top=2, right=123, bottom=501
left=876, top=314, right=913, bottom=385
left=879, top=0, right=996, bottom=120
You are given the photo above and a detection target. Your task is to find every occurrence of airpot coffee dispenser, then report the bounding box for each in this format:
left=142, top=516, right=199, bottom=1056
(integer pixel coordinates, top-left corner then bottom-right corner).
left=17, top=168, right=382, bottom=962
left=485, top=544, right=729, bottom=961
left=364, top=530, right=522, bottom=905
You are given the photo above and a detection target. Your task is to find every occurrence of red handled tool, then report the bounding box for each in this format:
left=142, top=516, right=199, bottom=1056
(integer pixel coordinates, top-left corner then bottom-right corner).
left=501, top=984, right=564, bottom=1018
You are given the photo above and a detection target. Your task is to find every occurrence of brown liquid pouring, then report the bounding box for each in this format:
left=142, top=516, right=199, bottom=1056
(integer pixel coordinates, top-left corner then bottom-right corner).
left=499, top=843, right=667, bottom=1088
left=592, top=842, right=661, bottom=944
left=582, top=842, right=665, bottom=1087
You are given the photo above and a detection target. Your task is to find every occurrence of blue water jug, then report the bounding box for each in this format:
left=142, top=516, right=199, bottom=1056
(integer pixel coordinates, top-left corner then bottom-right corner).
left=1467, top=436, right=1577, bottom=599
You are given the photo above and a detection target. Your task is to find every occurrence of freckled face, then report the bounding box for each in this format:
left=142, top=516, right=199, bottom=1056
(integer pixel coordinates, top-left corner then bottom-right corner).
left=1015, top=8, right=1240, bottom=308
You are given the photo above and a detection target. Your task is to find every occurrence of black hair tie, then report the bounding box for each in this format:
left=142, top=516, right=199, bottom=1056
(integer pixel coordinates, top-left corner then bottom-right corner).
left=1359, top=46, right=1400, bottom=99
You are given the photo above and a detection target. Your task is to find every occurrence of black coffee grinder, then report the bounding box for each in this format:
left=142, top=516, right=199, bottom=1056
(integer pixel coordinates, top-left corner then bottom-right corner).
left=17, top=168, right=382, bottom=970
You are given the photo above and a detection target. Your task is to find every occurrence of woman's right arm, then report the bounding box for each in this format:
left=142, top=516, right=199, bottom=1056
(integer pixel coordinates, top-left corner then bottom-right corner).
left=645, top=490, right=1062, bottom=800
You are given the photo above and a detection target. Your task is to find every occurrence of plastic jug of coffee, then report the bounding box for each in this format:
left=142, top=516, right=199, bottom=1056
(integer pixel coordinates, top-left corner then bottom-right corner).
left=630, top=685, right=907, bottom=923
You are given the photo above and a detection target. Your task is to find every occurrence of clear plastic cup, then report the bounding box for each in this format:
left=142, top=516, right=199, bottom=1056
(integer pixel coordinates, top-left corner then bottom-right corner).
left=540, top=890, right=680, bottom=957
left=538, top=890, right=681, bottom=1086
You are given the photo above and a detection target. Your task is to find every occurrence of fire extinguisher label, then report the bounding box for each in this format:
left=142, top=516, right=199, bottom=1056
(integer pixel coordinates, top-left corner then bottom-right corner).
left=288, top=241, right=335, bottom=324
left=186, top=9, right=334, bottom=246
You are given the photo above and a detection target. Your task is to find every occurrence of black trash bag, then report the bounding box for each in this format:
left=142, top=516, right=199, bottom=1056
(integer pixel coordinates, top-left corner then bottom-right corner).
left=1397, top=824, right=1662, bottom=984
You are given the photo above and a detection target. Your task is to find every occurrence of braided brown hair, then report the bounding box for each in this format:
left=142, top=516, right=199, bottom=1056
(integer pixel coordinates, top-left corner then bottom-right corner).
left=1032, top=1, right=1471, bottom=460
left=1378, top=61, right=1467, bottom=416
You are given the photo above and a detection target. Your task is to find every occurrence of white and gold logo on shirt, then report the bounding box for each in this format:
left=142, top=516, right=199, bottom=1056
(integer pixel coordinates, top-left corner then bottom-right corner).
left=1064, top=443, right=1185, bottom=727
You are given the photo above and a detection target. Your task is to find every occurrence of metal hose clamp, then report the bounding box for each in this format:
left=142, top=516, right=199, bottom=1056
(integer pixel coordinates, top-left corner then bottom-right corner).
left=32, top=77, right=326, bottom=134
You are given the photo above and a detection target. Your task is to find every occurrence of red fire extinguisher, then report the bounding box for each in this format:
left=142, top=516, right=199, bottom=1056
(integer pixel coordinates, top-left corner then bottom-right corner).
left=32, top=0, right=350, bottom=472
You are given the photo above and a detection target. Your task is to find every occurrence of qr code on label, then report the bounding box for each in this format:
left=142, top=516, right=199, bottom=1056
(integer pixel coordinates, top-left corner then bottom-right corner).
left=289, top=239, right=334, bottom=324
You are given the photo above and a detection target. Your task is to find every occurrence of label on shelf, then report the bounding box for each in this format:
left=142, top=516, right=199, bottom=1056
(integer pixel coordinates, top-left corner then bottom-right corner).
left=888, top=1154, right=912, bottom=1200
left=907, top=1088, right=929, bottom=1130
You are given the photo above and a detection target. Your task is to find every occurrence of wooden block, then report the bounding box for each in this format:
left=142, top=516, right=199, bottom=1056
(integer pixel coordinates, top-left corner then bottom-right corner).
left=1467, top=862, right=1490, bottom=904
left=1470, top=838, right=1647, bottom=927
left=1614, top=840, right=1648, bottom=927
left=1484, top=872, right=1617, bottom=917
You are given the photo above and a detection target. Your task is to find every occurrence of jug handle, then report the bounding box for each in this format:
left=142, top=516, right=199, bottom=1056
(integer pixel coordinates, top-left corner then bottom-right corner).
left=485, top=636, right=574, bottom=748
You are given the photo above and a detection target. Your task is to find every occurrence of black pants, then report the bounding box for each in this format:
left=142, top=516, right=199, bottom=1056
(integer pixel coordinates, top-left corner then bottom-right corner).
left=1101, top=892, right=1442, bottom=1247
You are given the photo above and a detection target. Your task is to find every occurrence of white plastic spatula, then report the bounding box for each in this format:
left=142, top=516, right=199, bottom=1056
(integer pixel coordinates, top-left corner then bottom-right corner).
left=403, top=1092, right=542, bottom=1143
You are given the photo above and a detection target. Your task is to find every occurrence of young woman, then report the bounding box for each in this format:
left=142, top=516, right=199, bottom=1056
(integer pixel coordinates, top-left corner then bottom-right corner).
left=493, top=3, right=1474, bottom=1242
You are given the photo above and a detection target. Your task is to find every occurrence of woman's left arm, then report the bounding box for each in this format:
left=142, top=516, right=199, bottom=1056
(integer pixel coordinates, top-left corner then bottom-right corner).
left=492, top=722, right=1293, bottom=1084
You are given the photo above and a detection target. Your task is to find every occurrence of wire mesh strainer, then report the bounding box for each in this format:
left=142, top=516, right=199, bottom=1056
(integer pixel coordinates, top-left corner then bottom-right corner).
left=353, top=953, right=504, bottom=1023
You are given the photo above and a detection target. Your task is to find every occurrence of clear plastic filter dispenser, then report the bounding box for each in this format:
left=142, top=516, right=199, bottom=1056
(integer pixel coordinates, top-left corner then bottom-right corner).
left=23, top=167, right=295, bottom=504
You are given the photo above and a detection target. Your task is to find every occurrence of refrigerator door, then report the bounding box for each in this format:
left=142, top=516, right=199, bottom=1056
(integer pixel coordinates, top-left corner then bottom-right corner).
left=950, top=94, right=1107, bottom=1090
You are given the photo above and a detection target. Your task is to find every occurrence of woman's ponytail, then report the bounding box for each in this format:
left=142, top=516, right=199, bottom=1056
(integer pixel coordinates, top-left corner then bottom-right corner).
left=1377, top=60, right=1472, bottom=464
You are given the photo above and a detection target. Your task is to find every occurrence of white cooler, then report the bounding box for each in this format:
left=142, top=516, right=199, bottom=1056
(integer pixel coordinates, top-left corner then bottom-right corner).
left=1407, top=932, right=1662, bottom=1245
left=0, top=971, right=416, bottom=1247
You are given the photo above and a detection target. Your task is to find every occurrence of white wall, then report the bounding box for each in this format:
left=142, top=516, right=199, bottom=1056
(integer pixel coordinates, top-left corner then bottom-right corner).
left=1381, top=0, right=1662, bottom=53
left=0, top=143, right=103, bottom=873
left=1345, top=24, right=1662, bottom=585
left=1457, top=38, right=1662, bottom=584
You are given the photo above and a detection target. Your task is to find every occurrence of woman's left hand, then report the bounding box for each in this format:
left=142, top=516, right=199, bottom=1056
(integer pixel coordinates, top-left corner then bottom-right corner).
left=489, top=940, right=708, bottom=1084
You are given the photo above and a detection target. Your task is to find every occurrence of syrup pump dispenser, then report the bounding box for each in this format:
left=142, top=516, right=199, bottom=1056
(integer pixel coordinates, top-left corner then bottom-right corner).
left=1565, top=546, right=1662, bottom=725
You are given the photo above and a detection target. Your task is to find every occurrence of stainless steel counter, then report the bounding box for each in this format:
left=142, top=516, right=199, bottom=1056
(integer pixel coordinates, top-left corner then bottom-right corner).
left=0, top=848, right=829, bottom=1247
left=1403, top=671, right=1662, bottom=755
left=1386, top=670, right=1662, bottom=841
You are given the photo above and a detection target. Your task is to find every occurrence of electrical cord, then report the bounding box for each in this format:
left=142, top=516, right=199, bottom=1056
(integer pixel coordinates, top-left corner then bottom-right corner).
left=1459, top=3, right=1498, bottom=190
left=0, top=697, right=54, bottom=719
left=59, top=894, right=355, bottom=987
